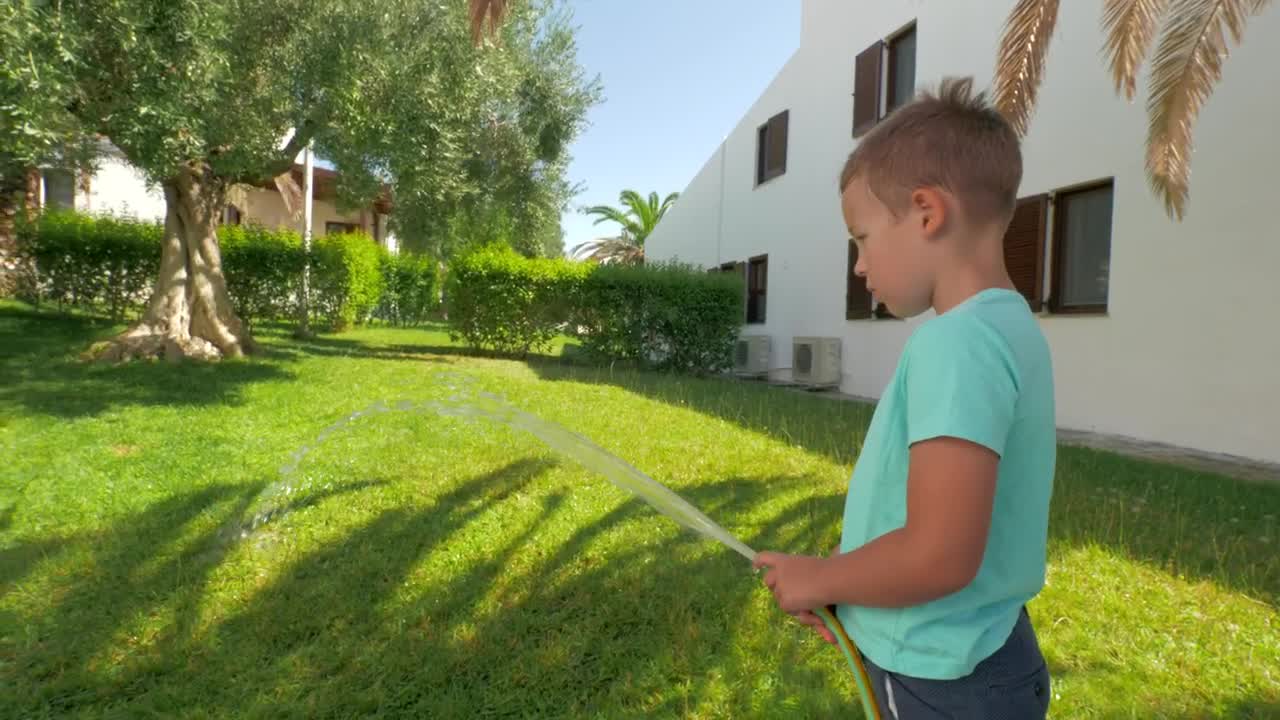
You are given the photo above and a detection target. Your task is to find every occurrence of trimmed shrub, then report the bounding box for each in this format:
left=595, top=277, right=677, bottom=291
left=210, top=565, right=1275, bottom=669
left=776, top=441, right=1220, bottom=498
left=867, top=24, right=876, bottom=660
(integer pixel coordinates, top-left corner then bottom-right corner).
left=573, top=261, right=745, bottom=373
left=20, top=210, right=160, bottom=320
left=309, top=232, right=386, bottom=331
left=445, top=246, right=586, bottom=355
left=374, top=252, right=439, bottom=326
left=219, top=224, right=307, bottom=327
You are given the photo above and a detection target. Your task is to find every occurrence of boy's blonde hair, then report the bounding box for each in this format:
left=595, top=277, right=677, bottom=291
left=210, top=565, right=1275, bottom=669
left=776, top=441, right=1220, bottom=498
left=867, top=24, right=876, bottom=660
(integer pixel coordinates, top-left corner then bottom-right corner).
left=839, top=76, right=1022, bottom=227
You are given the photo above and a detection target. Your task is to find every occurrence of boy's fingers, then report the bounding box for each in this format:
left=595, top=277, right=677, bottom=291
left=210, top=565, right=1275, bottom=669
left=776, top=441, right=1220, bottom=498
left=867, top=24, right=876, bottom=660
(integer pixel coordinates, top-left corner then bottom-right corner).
left=751, top=552, right=776, bottom=570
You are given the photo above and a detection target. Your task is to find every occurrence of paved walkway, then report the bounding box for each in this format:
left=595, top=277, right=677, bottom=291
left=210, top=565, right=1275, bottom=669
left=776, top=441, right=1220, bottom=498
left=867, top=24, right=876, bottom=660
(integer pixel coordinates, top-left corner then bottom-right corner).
left=1056, top=429, right=1280, bottom=484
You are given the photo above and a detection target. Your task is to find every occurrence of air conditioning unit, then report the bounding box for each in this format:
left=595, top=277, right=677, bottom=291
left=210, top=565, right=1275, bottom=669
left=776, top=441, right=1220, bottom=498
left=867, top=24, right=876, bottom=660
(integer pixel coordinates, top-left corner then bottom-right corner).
left=734, top=335, right=770, bottom=376
left=792, top=337, right=841, bottom=387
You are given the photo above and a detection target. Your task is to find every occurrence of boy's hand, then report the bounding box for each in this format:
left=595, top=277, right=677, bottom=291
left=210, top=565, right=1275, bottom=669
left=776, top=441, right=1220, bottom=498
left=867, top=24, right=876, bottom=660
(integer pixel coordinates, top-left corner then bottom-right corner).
left=752, top=551, right=830, bottom=615
left=789, top=609, right=837, bottom=645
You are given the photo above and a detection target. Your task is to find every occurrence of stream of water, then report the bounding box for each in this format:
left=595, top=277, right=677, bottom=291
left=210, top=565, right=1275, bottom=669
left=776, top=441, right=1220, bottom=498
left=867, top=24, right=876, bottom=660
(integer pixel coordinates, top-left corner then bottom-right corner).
left=234, top=373, right=756, bottom=562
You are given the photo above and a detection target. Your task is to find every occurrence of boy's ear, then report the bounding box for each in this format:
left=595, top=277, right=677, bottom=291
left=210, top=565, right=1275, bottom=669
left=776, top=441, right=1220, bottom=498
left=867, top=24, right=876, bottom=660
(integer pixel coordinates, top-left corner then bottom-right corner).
left=910, top=187, right=949, bottom=239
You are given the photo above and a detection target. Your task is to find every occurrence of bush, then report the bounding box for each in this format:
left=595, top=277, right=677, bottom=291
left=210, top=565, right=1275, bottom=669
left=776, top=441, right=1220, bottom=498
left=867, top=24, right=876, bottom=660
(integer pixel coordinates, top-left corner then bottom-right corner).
left=375, top=252, right=439, bottom=326
left=310, top=232, right=386, bottom=331
left=219, top=224, right=307, bottom=327
left=445, top=246, right=585, bottom=355
left=574, top=261, right=745, bottom=373
left=444, top=250, right=745, bottom=373
left=20, top=210, right=160, bottom=321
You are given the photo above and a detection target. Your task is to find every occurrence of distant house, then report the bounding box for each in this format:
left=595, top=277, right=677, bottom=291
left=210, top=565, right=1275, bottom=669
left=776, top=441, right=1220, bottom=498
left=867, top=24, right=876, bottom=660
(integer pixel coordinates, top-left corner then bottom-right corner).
left=645, top=1, right=1280, bottom=466
left=32, top=141, right=397, bottom=252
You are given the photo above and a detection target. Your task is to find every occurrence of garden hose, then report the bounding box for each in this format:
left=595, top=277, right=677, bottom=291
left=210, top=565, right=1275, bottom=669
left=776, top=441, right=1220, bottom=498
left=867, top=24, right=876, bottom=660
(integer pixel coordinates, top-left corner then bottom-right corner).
left=814, top=605, right=882, bottom=720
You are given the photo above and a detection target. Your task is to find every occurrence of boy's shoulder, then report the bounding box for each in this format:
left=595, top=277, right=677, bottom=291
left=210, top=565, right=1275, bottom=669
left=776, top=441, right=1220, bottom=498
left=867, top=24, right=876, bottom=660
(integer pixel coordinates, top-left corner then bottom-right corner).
left=901, top=289, right=1048, bottom=391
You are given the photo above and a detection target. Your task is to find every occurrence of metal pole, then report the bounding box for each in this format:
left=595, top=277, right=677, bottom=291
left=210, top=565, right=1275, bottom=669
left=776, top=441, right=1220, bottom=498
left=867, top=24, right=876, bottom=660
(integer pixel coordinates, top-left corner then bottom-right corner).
left=299, top=140, right=314, bottom=337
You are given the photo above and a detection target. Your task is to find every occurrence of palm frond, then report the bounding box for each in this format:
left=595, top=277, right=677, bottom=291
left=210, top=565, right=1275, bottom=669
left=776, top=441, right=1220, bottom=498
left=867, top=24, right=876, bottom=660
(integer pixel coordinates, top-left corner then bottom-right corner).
left=1102, top=0, right=1171, bottom=99
left=569, top=236, right=644, bottom=265
left=468, top=0, right=508, bottom=45
left=993, top=0, right=1061, bottom=135
left=1145, top=0, right=1258, bottom=218
left=272, top=173, right=304, bottom=216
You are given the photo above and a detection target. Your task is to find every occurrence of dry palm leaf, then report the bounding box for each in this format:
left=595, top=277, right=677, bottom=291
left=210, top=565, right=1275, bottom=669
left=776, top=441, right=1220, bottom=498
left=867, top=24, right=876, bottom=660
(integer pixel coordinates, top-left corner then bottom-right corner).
left=1145, top=0, right=1268, bottom=218
left=272, top=172, right=304, bottom=216
left=1102, top=0, right=1171, bottom=99
left=994, top=0, right=1061, bottom=135
left=469, top=0, right=508, bottom=45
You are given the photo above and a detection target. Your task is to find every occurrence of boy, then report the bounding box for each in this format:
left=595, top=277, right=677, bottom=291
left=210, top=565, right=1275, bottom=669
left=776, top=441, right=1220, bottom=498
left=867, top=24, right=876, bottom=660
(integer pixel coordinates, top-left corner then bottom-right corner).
left=752, top=77, right=1056, bottom=719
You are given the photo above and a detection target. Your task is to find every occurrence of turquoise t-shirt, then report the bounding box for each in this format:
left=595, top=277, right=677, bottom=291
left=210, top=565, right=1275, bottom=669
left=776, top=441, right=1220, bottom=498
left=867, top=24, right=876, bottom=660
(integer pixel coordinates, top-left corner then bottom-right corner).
left=837, top=287, right=1056, bottom=680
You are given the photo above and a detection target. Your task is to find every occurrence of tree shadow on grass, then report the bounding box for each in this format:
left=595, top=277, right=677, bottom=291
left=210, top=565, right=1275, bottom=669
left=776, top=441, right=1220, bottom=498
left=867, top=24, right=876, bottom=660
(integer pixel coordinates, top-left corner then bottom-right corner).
left=3, top=457, right=557, bottom=717
left=0, top=304, right=295, bottom=420
left=3, top=463, right=866, bottom=718
left=9, top=454, right=1270, bottom=718
left=530, top=363, right=1280, bottom=608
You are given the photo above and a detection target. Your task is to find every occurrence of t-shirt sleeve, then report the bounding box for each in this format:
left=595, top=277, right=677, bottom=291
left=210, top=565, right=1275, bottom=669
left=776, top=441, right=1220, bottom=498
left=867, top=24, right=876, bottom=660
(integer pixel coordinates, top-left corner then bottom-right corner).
left=904, top=318, right=1020, bottom=456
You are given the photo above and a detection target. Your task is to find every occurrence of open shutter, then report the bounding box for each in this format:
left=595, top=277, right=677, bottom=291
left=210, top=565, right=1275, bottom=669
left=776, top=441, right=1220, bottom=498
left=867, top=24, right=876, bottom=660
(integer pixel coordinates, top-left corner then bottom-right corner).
left=1003, top=195, right=1048, bottom=311
left=768, top=111, right=788, bottom=177
left=853, top=41, right=883, bottom=137
left=846, top=241, right=873, bottom=319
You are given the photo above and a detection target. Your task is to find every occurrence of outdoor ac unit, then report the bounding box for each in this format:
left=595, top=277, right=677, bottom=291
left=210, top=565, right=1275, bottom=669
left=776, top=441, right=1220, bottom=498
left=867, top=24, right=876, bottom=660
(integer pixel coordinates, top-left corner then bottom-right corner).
left=792, top=337, right=841, bottom=387
left=734, top=335, right=770, bottom=375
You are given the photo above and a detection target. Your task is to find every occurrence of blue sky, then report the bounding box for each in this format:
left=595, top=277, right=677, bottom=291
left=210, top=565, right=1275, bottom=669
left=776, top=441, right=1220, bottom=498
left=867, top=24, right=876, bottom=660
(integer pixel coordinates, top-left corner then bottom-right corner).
left=558, top=1, right=800, bottom=255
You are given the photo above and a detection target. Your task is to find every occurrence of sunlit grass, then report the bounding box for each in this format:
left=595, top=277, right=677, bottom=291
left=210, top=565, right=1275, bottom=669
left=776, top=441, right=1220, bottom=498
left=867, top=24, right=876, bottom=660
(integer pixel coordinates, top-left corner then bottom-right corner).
left=2, top=301, right=1277, bottom=718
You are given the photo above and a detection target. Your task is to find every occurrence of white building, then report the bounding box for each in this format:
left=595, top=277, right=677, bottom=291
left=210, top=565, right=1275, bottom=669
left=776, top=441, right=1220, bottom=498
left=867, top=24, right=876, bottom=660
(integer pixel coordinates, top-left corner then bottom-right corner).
left=646, top=1, right=1280, bottom=466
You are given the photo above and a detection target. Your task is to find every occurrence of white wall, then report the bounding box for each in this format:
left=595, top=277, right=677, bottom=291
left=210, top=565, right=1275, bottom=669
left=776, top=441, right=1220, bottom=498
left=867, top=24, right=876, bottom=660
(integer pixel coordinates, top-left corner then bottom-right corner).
left=86, top=153, right=168, bottom=221
left=647, top=0, right=1280, bottom=464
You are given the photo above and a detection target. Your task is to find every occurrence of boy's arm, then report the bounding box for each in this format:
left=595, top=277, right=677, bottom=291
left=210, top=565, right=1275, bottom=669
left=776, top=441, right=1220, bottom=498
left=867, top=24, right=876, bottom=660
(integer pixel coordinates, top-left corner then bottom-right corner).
left=829, top=436, right=997, bottom=606
left=756, top=319, right=1015, bottom=613
left=755, top=436, right=997, bottom=611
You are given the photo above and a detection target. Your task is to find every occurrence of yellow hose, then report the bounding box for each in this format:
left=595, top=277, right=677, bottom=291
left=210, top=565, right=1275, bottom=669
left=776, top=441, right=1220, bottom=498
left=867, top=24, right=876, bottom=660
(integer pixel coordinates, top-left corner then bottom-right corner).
left=814, top=606, right=881, bottom=720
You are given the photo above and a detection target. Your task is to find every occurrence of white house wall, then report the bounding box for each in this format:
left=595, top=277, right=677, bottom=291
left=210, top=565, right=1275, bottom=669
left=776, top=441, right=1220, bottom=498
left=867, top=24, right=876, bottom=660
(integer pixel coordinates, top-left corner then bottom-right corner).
left=646, top=0, right=1280, bottom=465
left=85, top=154, right=167, bottom=221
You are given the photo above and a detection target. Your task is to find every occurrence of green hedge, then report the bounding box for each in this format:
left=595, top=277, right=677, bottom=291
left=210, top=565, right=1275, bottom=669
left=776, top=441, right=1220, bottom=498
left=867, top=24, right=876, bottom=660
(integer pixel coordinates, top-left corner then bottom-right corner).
left=574, top=261, right=745, bottom=373
left=19, top=210, right=160, bottom=321
left=374, top=252, right=439, bottom=327
left=445, top=246, right=587, bottom=356
left=218, top=224, right=307, bottom=327
left=310, top=232, right=385, bottom=330
left=20, top=210, right=437, bottom=331
left=445, top=248, right=745, bottom=373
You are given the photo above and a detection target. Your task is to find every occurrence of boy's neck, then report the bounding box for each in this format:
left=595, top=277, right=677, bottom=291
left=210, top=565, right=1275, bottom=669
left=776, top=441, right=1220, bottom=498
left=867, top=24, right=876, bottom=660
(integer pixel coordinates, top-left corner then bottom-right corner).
left=930, top=234, right=1015, bottom=315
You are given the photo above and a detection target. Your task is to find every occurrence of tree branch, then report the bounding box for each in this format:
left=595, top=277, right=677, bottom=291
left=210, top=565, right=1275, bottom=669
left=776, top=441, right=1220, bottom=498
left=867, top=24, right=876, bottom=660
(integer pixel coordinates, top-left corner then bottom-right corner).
left=232, top=121, right=317, bottom=185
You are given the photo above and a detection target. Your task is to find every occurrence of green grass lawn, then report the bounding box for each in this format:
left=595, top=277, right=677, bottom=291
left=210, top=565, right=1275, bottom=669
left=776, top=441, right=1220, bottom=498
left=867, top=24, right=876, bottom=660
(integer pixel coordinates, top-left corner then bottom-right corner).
left=2, top=301, right=1278, bottom=719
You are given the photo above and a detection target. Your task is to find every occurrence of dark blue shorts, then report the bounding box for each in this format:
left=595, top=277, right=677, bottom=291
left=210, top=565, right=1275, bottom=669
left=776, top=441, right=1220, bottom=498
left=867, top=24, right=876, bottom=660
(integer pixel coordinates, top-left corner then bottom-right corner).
left=858, top=606, right=1051, bottom=719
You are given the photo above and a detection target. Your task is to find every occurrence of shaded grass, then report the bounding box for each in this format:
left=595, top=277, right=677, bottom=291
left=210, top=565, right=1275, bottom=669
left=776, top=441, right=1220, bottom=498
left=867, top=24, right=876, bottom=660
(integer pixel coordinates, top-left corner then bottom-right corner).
left=2, top=302, right=1278, bottom=718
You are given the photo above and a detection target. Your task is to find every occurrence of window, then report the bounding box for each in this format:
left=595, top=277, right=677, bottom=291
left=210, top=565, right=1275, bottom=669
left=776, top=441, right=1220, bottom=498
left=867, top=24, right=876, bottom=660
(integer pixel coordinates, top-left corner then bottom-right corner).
left=756, top=111, right=788, bottom=185
left=853, top=22, right=917, bottom=136
left=325, top=221, right=360, bottom=235
left=1051, top=181, right=1114, bottom=313
left=1003, top=195, right=1049, bottom=311
left=886, top=25, right=917, bottom=114
left=223, top=204, right=243, bottom=226
left=43, top=169, right=76, bottom=210
left=846, top=241, right=873, bottom=320
left=746, top=255, right=768, bottom=323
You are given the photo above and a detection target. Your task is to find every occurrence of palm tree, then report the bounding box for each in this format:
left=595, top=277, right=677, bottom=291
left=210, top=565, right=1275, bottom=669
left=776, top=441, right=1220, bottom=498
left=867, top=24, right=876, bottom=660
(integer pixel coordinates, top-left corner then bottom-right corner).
left=571, top=190, right=680, bottom=264
left=994, top=0, right=1273, bottom=220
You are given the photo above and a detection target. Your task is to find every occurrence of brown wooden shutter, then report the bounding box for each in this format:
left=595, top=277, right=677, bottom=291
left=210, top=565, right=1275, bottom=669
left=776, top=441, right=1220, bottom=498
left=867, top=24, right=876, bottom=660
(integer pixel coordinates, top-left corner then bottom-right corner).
left=846, top=241, right=872, bottom=319
left=853, top=41, right=884, bottom=137
left=1003, top=195, right=1048, bottom=311
left=768, top=111, right=788, bottom=176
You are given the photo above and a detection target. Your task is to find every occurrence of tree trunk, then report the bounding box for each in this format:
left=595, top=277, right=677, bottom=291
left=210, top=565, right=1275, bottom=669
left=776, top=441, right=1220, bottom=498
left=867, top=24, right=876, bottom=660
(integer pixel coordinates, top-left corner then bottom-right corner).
left=0, top=172, right=21, bottom=297
left=0, top=166, right=41, bottom=298
left=91, top=164, right=251, bottom=362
